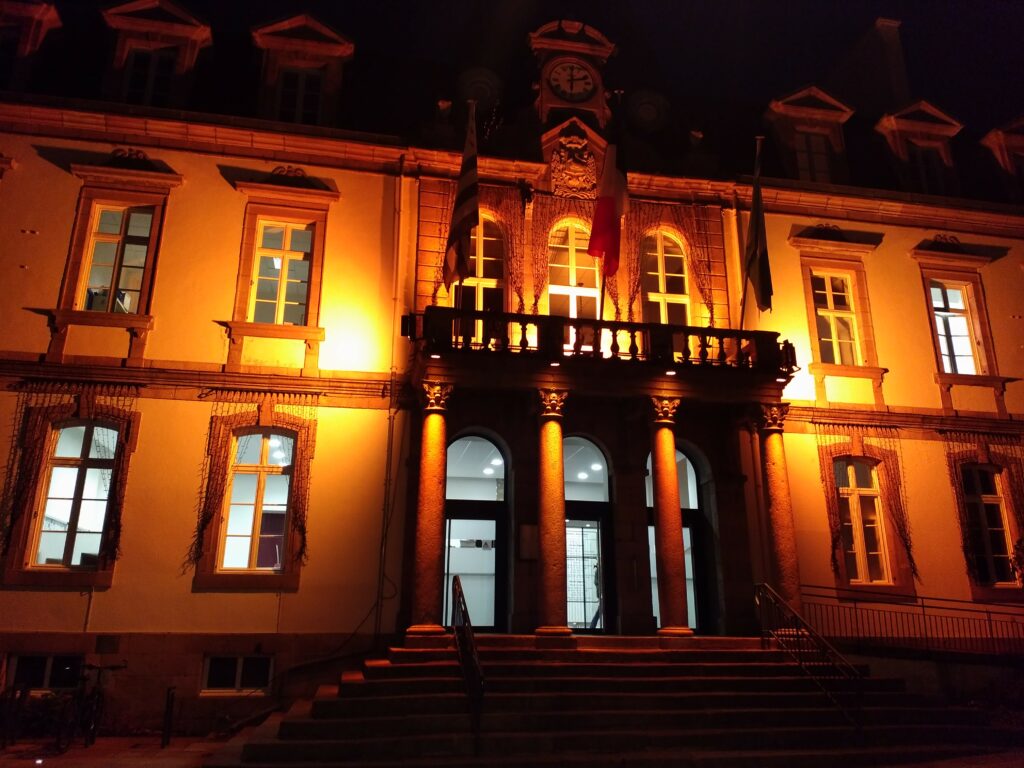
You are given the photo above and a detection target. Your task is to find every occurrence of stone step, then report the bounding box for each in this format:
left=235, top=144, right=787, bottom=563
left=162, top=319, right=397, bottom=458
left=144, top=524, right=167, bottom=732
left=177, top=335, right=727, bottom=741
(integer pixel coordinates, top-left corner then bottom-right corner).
left=312, top=688, right=930, bottom=718
left=283, top=704, right=987, bottom=740
left=389, top=647, right=793, bottom=665
left=240, top=724, right=1022, bottom=763
left=340, top=673, right=905, bottom=697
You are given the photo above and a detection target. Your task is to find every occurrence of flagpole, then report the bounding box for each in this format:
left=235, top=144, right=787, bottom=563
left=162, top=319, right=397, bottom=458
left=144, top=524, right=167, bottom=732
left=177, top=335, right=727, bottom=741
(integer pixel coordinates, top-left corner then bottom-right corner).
left=738, top=136, right=764, bottom=332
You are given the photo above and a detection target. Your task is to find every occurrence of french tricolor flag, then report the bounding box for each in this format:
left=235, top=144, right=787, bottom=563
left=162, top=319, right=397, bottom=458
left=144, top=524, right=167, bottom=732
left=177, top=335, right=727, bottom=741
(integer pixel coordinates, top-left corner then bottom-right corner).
left=587, top=139, right=627, bottom=277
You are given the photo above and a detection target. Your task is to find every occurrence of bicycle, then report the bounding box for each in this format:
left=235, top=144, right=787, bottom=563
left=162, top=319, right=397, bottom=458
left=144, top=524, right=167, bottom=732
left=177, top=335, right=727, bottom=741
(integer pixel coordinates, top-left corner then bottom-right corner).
left=54, top=661, right=126, bottom=753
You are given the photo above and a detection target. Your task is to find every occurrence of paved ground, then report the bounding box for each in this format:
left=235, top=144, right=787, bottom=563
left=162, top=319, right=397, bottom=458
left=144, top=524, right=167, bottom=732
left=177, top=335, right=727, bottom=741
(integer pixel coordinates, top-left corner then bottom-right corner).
left=2, top=739, right=1024, bottom=767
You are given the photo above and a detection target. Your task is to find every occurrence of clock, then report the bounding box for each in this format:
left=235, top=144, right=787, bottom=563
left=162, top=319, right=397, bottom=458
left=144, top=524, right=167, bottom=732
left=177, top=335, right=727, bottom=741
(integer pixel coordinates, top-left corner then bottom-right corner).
left=547, top=60, right=597, bottom=103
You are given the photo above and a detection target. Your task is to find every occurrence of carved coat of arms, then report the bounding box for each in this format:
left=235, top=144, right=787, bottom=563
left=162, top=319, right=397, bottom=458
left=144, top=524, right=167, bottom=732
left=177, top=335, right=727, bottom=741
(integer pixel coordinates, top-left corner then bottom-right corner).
left=550, top=133, right=597, bottom=199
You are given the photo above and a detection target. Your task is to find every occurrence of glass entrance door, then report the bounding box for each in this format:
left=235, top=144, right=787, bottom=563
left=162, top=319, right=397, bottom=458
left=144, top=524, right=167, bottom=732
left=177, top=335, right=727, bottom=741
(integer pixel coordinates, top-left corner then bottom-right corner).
left=443, top=518, right=496, bottom=628
left=566, top=518, right=603, bottom=631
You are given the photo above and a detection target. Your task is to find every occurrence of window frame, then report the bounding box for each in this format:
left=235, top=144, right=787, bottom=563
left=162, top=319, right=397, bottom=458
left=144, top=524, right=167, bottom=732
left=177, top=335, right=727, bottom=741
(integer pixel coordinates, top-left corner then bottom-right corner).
left=640, top=229, right=690, bottom=327
left=50, top=164, right=182, bottom=365
left=834, top=457, right=890, bottom=585
left=546, top=220, right=599, bottom=350
left=122, top=45, right=176, bottom=107
left=226, top=182, right=337, bottom=374
left=810, top=270, right=861, bottom=366
left=191, top=409, right=315, bottom=592
left=449, top=214, right=507, bottom=343
left=960, top=464, right=1018, bottom=588
left=276, top=66, right=325, bottom=125
left=1, top=403, right=139, bottom=590
left=794, top=129, right=832, bottom=183
left=201, top=655, right=273, bottom=695
left=919, top=266, right=994, bottom=378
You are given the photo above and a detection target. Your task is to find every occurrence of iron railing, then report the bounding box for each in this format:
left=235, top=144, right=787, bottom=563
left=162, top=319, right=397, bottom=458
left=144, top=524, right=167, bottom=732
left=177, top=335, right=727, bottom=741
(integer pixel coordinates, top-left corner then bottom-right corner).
left=451, top=575, right=484, bottom=750
left=755, top=583, right=863, bottom=727
left=405, top=306, right=796, bottom=376
left=801, top=583, right=1024, bottom=656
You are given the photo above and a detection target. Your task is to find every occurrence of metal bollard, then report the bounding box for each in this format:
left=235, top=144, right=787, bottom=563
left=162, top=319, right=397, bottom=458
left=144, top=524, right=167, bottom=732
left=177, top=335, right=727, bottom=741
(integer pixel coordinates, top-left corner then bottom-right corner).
left=160, top=686, right=175, bottom=748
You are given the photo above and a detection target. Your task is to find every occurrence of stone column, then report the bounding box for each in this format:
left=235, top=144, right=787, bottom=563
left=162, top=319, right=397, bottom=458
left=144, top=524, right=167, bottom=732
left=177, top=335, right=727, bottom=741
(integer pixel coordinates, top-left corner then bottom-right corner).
left=407, top=382, right=453, bottom=637
left=650, top=397, right=693, bottom=636
left=535, top=388, right=572, bottom=637
left=757, top=403, right=802, bottom=612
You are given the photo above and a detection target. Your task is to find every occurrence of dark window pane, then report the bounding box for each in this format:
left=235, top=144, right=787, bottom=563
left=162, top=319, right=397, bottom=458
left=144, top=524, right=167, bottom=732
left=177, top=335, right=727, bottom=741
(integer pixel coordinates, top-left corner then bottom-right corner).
left=12, top=656, right=47, bottom=688
left=206, top=657, right=238, bottom=689
left=240, top=657, right=271, bottom=689
left=49, top=656, right=83, bottom=689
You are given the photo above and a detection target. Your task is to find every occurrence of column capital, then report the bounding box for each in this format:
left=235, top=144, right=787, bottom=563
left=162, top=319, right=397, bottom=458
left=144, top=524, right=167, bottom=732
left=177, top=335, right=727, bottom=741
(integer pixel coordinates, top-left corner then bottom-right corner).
left=422, top=381, right=453, bottom=412
left=756, top=402, right=790, bottom=433
left=650, top=396, right=681, bottom=425
left=538, top=388, right=569, bottom=420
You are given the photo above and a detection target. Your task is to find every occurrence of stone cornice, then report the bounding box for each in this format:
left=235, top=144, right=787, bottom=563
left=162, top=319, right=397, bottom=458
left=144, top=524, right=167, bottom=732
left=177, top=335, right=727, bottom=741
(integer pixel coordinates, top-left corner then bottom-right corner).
left=786, top=403, right=1024, bottom=437
left=1, top=100, right=1022, bottom=238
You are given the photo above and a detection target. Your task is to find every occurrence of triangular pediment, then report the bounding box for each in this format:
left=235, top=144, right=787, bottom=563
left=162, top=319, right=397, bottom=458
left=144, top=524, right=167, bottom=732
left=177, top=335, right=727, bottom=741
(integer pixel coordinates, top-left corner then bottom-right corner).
left=529, top=20, right=614, bottom=62
left=252, top=14, right=354, bottom=59
left=540, top=118, right=608, bottom=199
left=769, top=86, right=853, bottom=123
left=892, top=100, right=962, bottom=131
left=102, top=0, right=210, bottom=40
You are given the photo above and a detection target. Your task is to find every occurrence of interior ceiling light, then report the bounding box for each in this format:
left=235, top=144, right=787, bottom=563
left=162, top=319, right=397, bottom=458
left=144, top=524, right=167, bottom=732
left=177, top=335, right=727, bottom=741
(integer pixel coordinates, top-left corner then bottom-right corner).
left=577, top=471, right=589, bottom=480
left=490, top=457, right=503, bottom=466
left=590, top=463, right=602, bottom=471
left=666, top=370, right=677, bottom=376
left=430, top=354, right=441, bottom=359
left=550, top=361, right=560, bottom=367
left=483, top=467, right=495, bottom=475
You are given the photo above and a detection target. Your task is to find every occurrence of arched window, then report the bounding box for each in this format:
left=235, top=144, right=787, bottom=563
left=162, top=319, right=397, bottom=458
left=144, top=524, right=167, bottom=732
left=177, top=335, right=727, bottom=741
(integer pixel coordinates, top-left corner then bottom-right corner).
left=446, top=435, right=505, bottom=501
left=451, top=216, right=505, bottom=314
left=641, top=230, right=689, bottom=326
left=960, top=464, right=1013, bottom=585
left=548, top=221, right=599, bottom=328
left=563, top=436, right=608, bottom=502
left=563, top=436, right=608, bottom=631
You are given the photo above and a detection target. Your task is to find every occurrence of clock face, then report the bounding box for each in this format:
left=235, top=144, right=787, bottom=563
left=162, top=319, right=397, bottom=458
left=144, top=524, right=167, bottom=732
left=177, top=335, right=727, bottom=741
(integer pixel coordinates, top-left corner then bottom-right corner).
left=547, top=61, right=597, bottom=103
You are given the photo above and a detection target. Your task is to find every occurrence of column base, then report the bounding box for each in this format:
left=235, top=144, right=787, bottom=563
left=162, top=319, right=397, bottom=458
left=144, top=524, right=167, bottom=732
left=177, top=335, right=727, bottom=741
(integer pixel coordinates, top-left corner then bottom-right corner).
left=657, top=626, right=695, bottom=637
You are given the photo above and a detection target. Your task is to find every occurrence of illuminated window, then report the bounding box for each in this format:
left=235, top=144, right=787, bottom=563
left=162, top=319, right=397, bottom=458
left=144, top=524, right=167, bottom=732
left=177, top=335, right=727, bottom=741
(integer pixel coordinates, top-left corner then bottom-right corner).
left=250, top=221, right=314, bottom=325
left=123, top=47, right=175, bottom=107
left=641, top=231, right=688, bottom=326
left=33, top=423, right=119, bottom=569
left=450, top=217, right=506, bottom=342
left=795, top=131, right=831, bottom=182
left=81, top=206, right=157, bottom=315
left=277, top=67, right=324, bottom=125
left=961, top=466, right=1014, bottom=585
left=834, top=458, right=888, bottom=584
left=548, top=222, right=598, bottom=348
left=220, top=431, right=294, bottom=571
left=811, top=272, right=859, bottom=365
left=930, top=280, right=977, bottom=375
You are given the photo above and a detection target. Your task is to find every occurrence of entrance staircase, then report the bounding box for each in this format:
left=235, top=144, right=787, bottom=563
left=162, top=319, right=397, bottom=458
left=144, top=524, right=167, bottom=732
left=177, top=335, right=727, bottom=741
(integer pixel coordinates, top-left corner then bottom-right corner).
left=208, top=634, right=1021, bottom=768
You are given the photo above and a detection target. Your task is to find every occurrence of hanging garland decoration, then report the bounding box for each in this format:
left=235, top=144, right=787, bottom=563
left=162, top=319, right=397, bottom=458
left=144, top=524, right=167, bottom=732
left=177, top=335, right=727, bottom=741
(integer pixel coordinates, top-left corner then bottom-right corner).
left=866, top=425, right=918, bottom=579
left=941, top=430, right=1024, bottom=583
left=813, top=420, right=849, bottom=575
left=481, top=184, right=527, bottom=313
left=623, top=200, right=664, bottom=322
left=812, top=420, right=917, bottom=579
left=672, top=203, right=718, bottom=327
left=0, top=381, right=138, bottom=560
left=429, top=179, right=455, bottom=304
left=529, top=193, right=598, bottom=314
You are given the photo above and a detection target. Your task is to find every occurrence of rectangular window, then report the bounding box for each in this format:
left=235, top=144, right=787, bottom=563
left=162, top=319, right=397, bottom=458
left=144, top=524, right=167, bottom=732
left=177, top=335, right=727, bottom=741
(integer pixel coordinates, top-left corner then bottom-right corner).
left=795, top=131, right=831, bottom=182
left=124, top=47, right=175, bottom=107
left=277, top=68, right=323, bottom=125
left=82, top=206, right=156, bottom=315
left=910, top=142, right=948, bottom=195
left=930, top=280, right=977, bottom=375
left=835, top=458, right=889, bottom=584
left=203, top=656, right=272, bottom=692
left=811, top=272, right=858, bottom=365
left=8, top=655, right=83, bottom=690
left=220, top=431, right=293, bottom=571
left=34, top=423, right=119, bottom=569
left=961, top=466, right=1014, bottom=585
left=250, top=221, right=313, bottom=325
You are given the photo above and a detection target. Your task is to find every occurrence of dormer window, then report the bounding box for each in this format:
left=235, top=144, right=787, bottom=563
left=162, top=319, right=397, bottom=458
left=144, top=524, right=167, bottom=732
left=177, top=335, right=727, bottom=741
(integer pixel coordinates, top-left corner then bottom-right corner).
left=766, top=86, right=853, bottom=185
left=251, top=14, right=354, bottom=127
left=981, top=117, right=1024, bottom=203
left=875, top=101, right=962, bottom=196
left=101, top=0, right=211, bottom=108
left=0, top=1, right=61, bottom=88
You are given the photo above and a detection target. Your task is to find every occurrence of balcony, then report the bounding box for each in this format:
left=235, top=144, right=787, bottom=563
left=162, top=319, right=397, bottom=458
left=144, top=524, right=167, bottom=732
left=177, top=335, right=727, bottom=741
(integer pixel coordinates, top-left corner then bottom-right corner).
left=403, top=306, right=796, bottom=400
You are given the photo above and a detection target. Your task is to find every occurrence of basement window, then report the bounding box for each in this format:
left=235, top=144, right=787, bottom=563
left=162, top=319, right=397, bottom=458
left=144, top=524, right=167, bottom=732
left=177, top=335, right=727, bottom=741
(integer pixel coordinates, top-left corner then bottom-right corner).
left=202, top=656, right=272, bottom=693
left=7, top=655, right=83, bottom=691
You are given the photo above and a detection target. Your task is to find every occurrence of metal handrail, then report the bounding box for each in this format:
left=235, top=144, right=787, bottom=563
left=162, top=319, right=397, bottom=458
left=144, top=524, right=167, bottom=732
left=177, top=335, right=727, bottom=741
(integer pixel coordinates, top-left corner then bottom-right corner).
left=754, top=583, right=862, bottom=728
left=451, top=575, right=484, bottom=750
left=800, top=583, right=1024, bottom=656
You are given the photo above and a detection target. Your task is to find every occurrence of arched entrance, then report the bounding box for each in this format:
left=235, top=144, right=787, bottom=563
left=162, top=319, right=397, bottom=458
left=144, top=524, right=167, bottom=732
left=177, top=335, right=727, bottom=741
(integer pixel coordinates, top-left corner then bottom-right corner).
left=444, top=434, right=509, bottom=632
left=563, top=436, right=612, bottom=632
